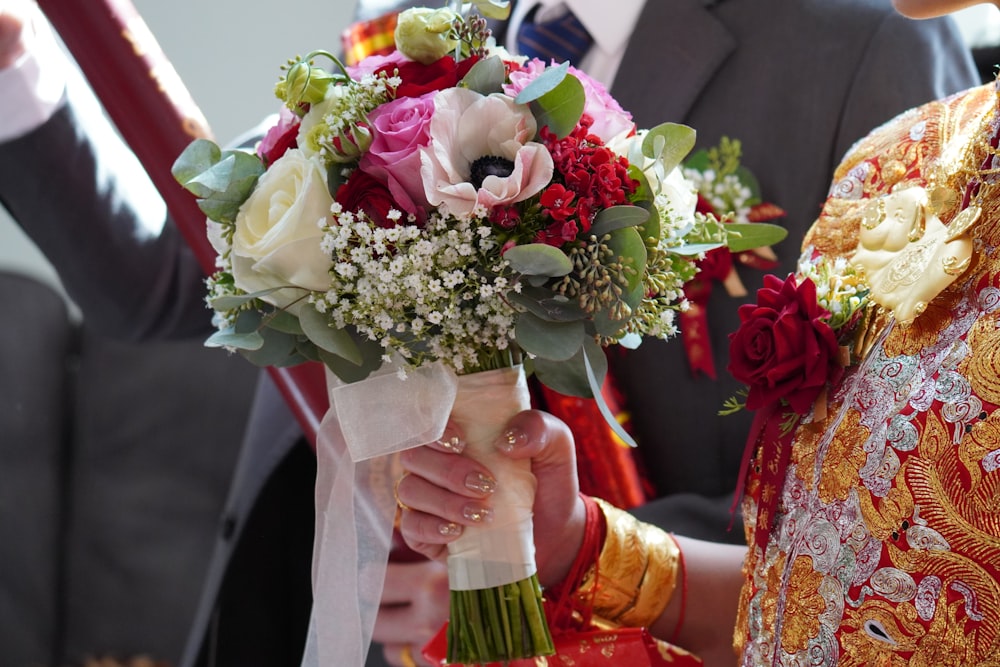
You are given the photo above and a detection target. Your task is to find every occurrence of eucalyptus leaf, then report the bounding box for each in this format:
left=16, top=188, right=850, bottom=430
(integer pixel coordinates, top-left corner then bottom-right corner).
left=172, top=139, right=222, bottom=191
left=590, top=205, right=650, bottom=237
left=205, top=327, right=264, bottom=351
left=515, top=311, right=585, bottom=361
left=605, top=227, right=646, bottom=293
left=669, top=242, right=725, bottom=256
left=296, top=340, right=322, bottom=363
left=514, top=61, right=569, bottom=103
left=641, top=123, right=696, bottom=174
left=319, top=334, right=383, bottom=383
left=504, top=243, right=573, bottom=277
left=508, top=288, right=585, bottom=322
left=240, top=327, right=298, bottom=367
left=233, top=309, right=263, bottom=334
left=208, top=286, right=288, bottom=312
left=621, top=280, right=644, bottom=311
left=461, top=56, right=506, bottom=94
left=265, top=309, right=305, bottom=335
left=591, top=307, right=629, bottom=337
left=724, top=222, right=788, bottom=253
left=272, top=351, right=311, bottom=368
left=298, top=305, right=363, bottom=365
left=584, top=348, right=637, bottom=447
left=628, top=165, right=655, bottom=204
left=174, top=143, right=264, bottom=224
left=636, top=200, right=660, bottom=246
left=532, top=337, right=607, bottom=398
left=528, top=72, right=585, bottom=139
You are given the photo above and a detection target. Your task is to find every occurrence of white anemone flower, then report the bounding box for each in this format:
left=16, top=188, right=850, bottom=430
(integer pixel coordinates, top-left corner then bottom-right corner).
left=419, top=88, right=553, bottom=219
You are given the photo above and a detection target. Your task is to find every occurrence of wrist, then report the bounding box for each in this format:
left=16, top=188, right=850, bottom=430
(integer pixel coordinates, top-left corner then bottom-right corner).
left=537, top=492, right=591, bottom=587
left=576, top=497, right=681, bottom=628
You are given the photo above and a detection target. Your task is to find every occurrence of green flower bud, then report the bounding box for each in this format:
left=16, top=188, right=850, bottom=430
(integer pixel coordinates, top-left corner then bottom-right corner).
left=276, top=59, right=336, bottom=109
left=329, top=124, right=373, bottom=164
left=394, top=7, right=460, bottom=65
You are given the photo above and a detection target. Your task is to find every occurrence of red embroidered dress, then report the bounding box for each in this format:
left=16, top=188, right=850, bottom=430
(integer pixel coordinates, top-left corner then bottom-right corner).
left=736, top=82, right=1000, bottom=665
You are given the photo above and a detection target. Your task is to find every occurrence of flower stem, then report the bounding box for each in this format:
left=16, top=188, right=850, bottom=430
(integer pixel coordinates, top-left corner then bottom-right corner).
left=447, top=575, right=554, bottom=664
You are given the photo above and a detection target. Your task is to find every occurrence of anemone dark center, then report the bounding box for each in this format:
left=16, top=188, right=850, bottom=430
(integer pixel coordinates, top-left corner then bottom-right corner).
left=469, top=155, right=515, bottom=189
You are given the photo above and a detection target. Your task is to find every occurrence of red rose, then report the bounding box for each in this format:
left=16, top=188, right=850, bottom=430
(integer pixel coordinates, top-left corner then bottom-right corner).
left=727, top=273, right=843, bottom=414
left=377, top=55, right=479, bottom=98
left=336, top=169, right=406, bottom=229
left=256, top=109, right=300, bottom=166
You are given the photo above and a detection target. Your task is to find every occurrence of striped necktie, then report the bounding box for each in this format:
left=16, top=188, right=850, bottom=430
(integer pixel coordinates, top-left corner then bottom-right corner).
left=515, top=6, right=593, bottom=65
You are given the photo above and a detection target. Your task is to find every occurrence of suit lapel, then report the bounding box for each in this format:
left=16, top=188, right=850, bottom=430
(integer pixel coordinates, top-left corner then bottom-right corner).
left=611, top=0, right=735, bottom=126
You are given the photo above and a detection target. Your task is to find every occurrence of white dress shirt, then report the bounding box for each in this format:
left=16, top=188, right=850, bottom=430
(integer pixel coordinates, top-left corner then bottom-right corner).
left=0, top=8, right=66, bottom=143
left=505, top=0, right=647, bottom=88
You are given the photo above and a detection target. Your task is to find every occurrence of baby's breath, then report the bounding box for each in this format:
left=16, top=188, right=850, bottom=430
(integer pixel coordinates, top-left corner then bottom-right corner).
left=311, top=212, right=517, bottom=372
left=798, top=249, right=870, bottom=331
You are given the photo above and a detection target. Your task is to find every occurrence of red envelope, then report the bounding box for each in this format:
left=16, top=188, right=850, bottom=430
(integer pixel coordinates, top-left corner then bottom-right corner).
left=421, top=622, right=703, bottom=666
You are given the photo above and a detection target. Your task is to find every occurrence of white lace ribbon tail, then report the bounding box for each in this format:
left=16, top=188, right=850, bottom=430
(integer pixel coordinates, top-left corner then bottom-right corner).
left=301, top=360, right=459, bottom=667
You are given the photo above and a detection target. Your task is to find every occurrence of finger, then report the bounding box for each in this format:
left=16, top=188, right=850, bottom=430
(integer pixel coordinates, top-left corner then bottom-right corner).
left=495, top=410, right=577, bottom=477
left=428, top=424, right=466, bottom=454
left=396, top=470, right=494, bottom=525
left=399, top=445, right=497, bottom=499
left=399, top=506, right=465, bottom=554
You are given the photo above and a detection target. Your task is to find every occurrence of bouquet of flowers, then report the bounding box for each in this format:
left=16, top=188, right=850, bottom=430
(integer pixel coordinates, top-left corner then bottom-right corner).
left=172, top=2, right=785, bottom=663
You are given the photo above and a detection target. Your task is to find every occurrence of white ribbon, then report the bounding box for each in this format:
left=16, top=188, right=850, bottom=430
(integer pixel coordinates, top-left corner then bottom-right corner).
left=301, top=360, right=458, bottom=667
left=445, top=366, right=537, bottom=590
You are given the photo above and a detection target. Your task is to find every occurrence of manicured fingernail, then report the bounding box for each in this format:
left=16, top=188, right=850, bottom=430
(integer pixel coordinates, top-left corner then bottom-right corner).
left=435, top=431, right=465, bottom=454
left=439, top=522, right=462, bottom=536
left=495, top=427, right=528, bottom=453
left=463, top=505, right=493, bottom=523
left=465, top=472, right=496, bottom=494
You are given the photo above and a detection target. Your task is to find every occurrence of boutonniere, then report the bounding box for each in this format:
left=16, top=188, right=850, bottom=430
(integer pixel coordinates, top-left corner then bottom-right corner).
left=679, top=137, right=787, bottom=378
left=723, top=251, right=869, bottom=422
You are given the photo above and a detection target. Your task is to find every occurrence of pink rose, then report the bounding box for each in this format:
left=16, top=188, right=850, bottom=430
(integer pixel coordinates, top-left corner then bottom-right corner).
left=347, top=51, right=409, bottom=79
left=504, top=60, right=634, bottom=143
left=256, top=107, right=300, bottom=166
left=358, top=92, right=436, bottom=218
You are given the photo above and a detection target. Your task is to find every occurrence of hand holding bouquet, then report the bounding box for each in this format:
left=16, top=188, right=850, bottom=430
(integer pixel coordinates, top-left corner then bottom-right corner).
left=173, top=2, right=785, bottom=663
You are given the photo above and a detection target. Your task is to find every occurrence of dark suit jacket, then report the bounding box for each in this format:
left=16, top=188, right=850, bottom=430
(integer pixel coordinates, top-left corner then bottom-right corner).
left=0, top=0, right=978, bottom=664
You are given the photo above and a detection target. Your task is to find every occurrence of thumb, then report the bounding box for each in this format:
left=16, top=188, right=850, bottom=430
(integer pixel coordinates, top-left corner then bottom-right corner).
left=495, top=409, right=578, bottom=489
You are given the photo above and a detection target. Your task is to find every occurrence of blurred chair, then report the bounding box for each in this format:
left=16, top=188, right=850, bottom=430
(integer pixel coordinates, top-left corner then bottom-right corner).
left=0, top=269, right=258, bottom=667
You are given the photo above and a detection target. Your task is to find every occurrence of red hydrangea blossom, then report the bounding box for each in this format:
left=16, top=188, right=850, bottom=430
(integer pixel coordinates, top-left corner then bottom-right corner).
left=535, top=115, right=638, bottom=246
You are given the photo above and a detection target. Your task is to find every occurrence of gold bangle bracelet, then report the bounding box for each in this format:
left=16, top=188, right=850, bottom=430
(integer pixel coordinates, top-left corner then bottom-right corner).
left=575, top=497, right=680, bottom=628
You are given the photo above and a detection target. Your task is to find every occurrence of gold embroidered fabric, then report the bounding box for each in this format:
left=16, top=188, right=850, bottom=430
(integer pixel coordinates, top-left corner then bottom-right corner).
left=738, top=82, right=1000, bottom=665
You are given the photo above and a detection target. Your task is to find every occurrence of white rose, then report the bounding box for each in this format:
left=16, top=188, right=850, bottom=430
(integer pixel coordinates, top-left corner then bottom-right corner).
left=607, top=129, right=697, bottom=223
left=228, top=149, right=333, bottom=310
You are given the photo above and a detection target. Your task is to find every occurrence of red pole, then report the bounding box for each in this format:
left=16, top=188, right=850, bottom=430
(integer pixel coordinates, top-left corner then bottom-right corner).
left=37, top=0, right=328, bottom=445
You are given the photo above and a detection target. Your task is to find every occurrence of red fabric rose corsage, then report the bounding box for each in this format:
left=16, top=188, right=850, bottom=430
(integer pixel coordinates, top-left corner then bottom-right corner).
left=728, top=273, right=843, bottom=414
left=726, top=272, right=847, bottom=551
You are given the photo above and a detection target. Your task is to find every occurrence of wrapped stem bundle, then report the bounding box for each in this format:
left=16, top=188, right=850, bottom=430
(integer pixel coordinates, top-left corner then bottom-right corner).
left=446, top=366, right=553, bottom=663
